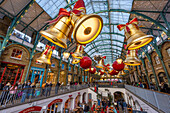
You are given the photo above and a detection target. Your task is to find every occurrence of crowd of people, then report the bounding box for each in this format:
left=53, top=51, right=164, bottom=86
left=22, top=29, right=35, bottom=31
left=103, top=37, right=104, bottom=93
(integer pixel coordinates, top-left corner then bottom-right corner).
left=131, top=81, right=169, bottom=93
left=0, top=80, right=90, bottom=107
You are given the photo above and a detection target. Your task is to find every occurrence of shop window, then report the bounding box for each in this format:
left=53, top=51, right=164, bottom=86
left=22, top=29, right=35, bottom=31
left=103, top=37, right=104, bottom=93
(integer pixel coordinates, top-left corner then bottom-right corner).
left=167, top=48, right=170, bottom=57
left=155, top=56, right=160, bottom=64
left=11, top=49, right=23, bottom=60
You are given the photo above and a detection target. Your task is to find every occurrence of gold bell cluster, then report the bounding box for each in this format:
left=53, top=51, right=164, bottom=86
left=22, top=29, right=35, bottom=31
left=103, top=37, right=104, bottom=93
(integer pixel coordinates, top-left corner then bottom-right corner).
left=40, top=0, right=103, bottom=49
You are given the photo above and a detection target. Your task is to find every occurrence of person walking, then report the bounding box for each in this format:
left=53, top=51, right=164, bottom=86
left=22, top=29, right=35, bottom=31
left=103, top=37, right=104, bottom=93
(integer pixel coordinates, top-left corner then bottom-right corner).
left=84, top=103, right=89, bottom=113
left=30, top=82, right=36, bottom=98
left=5, top=84, right=18, bottom=105
left=0, top=82, right=11, bottom=105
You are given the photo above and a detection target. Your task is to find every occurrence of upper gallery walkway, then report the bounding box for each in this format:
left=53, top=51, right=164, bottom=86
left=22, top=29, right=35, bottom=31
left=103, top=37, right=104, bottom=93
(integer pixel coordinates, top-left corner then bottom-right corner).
left=0, top=83, right=169, bottom=113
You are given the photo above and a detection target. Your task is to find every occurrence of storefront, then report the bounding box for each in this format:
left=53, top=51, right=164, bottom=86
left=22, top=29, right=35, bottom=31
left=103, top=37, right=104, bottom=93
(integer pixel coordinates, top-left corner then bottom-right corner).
left=0, top=61, right=25, bottom=85
left=29, top=67, right=45, bottom=86
left=46, top=99, right=62, bottom=113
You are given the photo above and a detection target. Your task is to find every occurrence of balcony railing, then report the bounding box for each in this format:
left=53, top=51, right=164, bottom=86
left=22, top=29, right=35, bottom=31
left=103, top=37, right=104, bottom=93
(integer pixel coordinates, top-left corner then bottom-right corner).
left=0, top=84, right=89, bottom=109
left=125, top=85, right=170, bottom=113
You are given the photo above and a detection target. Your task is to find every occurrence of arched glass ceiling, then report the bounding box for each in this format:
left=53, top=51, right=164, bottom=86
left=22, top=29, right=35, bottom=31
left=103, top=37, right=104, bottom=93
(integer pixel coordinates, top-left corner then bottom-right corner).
left=36, top=0, right=134, bottom=64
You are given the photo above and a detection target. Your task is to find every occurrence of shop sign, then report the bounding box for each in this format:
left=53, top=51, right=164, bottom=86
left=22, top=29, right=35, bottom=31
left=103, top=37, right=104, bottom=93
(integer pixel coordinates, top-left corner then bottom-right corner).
left=19, top=106, right=42, bottom=113
left=48, top=99, right=63, bottom=108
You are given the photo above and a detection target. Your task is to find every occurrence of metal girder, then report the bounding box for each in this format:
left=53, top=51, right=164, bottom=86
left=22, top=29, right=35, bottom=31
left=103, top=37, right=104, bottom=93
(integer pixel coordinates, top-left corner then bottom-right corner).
left=86, top=44, right=123, bottom=54
left=101, top=32, right=124, bottom=37
left=94, top=9, right=168, bottom=35
left=0, top=0, right=34, bottom=57
left=106, top=0, right=113, bottom=63
left=89, top=48, right=125, bottom=56
left=103, top=23, right=163, bottom=31
left=132, top=10, right=170, bottom=14
left=21, top=10, right=45, bottom=32
left=85, top=39, right=125, bottom=49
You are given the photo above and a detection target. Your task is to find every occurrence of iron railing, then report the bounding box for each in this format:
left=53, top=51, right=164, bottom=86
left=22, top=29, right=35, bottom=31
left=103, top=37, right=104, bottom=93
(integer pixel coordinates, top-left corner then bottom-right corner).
left=0, top=84, right=89, bottom=109
left=125, top=85, right=170, bottom=113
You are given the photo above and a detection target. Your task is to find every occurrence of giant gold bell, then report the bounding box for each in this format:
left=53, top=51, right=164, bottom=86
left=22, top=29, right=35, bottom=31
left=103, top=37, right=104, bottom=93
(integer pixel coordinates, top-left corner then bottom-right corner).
left=36, top=45, right=55, bottom=65
left=124, top=50, right=141, bottom=66
left=72, top=44, right=84, bottom=59
left=71, top=10, right=103, bottom=44
left=40, top=16, right=72, bottom=48
left=125, top=24, right=153, bottom=50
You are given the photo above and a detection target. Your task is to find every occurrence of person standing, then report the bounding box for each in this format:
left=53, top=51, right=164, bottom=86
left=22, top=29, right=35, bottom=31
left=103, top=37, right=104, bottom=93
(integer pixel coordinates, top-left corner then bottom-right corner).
left=30, top=82, right=36, bottom=98
left=84, top=103, right=89, bottom=113
left=21, top=82, right=31, bottom=103
left=35, top=81, right=40, bottom=97
left=55, top=82, right=60, bottom=94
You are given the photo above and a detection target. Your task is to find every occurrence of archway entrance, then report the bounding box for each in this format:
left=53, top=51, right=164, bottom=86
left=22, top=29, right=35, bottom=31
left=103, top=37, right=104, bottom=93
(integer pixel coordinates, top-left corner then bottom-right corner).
left=74, top=95, right=80, bottom=108
left=82, top=92, right=87, bottom=103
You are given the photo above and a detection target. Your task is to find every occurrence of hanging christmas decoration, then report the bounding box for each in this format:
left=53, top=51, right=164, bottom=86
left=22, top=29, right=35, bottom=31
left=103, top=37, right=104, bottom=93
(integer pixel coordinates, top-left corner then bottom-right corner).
left=124, top=50, right=141, bottom=66
left=117, top=18, right=153, bottom=50
left=94, top=55, right=106, bottom=68
left=71, top=44, right=85, bottom=59
left=99, top=69, right=105, bottom=75
left=112, top=60, right=125, bottom=71
left=124, top=65, right=129, bottom=71
left=80, top=56, right=92, bottom=69
left=89, top=67, right=96, bottom=74
left=109, top=69, right=119, bottom=76
left=40, top=0, right=103, bottom=48
left=36, top=45, right=56, bottom=65
left=72, top=57, right=80, bottom=64
left=63, top=52, right=70, bottom=59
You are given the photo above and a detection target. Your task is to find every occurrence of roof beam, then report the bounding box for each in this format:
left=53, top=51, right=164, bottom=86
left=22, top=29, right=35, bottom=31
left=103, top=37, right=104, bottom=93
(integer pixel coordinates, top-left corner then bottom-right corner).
left=132, top=10, right=170, bottom=14
left=94, top=9, right=168, bottom=34
left=86, top=44, right=123, bottom=54
left=106, top=0, right=114, bottom=63
left=85, top=39, right=125, bottom=49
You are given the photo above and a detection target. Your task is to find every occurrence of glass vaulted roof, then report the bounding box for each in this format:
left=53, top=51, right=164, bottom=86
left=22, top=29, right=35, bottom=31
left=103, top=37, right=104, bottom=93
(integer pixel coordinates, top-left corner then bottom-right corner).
left=36, top=0, right=134, bottom=64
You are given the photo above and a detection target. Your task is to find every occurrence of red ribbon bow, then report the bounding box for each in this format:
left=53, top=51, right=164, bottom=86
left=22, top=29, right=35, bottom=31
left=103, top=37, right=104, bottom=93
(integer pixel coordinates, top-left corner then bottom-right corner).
left=117, top=18, right=138, bottom=32
left=47, top=0, right=85, bottom=25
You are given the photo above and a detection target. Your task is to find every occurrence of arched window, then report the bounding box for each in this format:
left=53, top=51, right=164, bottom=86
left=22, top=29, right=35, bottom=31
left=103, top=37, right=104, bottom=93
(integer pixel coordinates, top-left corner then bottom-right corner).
left=11, top=49, right=23, bottom=60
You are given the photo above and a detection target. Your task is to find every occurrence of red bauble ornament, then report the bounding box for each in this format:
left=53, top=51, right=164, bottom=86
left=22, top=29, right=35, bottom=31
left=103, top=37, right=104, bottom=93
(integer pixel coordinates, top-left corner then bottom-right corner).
left=99, top=70, right=105, bottom=75
left=109, top=69, right=119, bottom=75
left=112, top=60, right=125, bottom=71
left=80, top=56, right=92, bottom=69
left=89, top=67, right=96, bottom=74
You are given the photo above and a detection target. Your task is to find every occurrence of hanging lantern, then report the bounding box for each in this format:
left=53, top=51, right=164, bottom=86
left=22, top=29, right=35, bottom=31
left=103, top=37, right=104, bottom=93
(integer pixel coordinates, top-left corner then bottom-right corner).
left=36, top=45, right=56, bottom=65
left=117, top=18, right=153, bottom=50
left=80, top=56, right=92, bottom=69
left=109, top=69, right=119, bottom=76
left=112, top=60, right=125, bottom=71
left=40, top=0, right=103, bottom=48
left=71, top=44, right=85, bottom=59
left=124, top=50, right=141, bottom=66
left=72, top=57, right=80, bottom=64
left=63, top=52, right=70, bottom=59
left=89, top=67, right=96, bottom=74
